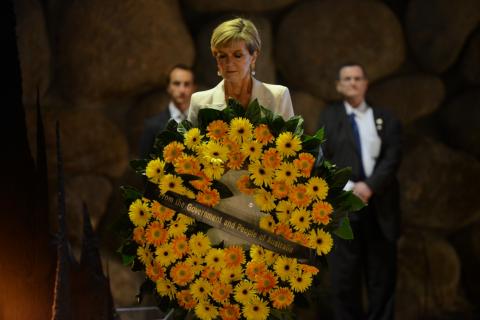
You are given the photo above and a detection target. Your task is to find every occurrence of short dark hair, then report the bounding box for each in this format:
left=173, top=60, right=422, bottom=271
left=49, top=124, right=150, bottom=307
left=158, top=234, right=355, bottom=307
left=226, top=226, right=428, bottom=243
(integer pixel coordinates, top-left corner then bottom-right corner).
left=166, top=64, right=194, bottom=85
left=336, top=62, right=368, bottom=80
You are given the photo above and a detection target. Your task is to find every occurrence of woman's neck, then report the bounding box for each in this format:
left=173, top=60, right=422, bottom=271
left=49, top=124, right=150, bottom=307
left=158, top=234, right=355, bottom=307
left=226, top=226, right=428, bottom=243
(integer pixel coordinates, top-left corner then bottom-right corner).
left=224, top=76, right=253, bottom=108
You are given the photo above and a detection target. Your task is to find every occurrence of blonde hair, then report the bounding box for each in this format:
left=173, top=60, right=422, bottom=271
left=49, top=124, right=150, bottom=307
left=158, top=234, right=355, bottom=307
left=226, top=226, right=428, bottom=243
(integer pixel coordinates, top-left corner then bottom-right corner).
left=210, top=18, right=261, bottom=55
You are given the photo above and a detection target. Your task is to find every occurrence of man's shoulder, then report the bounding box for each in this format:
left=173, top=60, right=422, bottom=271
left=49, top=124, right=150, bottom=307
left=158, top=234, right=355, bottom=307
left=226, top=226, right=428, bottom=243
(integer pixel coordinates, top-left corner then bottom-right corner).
left=145, top=108, right=171, bottom=127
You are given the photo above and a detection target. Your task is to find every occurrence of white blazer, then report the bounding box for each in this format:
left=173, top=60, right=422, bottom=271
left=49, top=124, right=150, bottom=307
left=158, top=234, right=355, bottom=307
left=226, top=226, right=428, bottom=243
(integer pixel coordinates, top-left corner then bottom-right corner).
left=187, top=78, right=294, bottom=126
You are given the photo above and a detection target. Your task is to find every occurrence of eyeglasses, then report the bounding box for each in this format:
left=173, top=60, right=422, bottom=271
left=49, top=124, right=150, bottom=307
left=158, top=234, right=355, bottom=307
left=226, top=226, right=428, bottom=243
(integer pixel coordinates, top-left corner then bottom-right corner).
left=340, top=76, right=365, bottom=82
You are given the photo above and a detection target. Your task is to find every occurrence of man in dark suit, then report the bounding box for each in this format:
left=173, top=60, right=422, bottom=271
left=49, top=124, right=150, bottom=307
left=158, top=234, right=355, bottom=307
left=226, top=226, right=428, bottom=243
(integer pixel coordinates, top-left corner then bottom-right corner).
left=319, top=63, right=402, bottom=320
left=139, top=64, right=195, bottom=157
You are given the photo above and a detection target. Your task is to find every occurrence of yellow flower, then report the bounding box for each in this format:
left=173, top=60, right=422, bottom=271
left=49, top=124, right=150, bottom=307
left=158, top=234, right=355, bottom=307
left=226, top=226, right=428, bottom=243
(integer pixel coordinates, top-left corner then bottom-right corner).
left=128, top=199, right=151, bottom=227
left=269, top=287, right=294, bottom=309
left=159, top=174, right=184, bottom=194
left=276, top=132, right=301, bottom=158
left=156, top=278, right=177, bottom=299
left=253, top=189, right=276, bottom=212
left=167, top=219, right=188, bottom=238
left=170, top=262, right=195, bottom=286
left=145, top=158, right=165, bottom=184
left=189, top=232, right=211, bottom=256
left=155, top=244, right=177, bottom=267
left=229, top=117, right=253, bottom=143
left=249, top=244, right=266, bottom=262
left=288, top=270, right=313, bottom=293
left=177, top=213, right=195, bottom=226
left=145, top=221, right=168, bottom=246
left=273, top=256, right=298, bottom=281
left=242, top=296, right=270, bottom=320
left=195, top=301, right=218, bottom=320
left=184, top=128, right=203, bottom=150
left=185, top=255, right=204, bottom=275
left=201, top=141, right=229, bottom=164
left=205, top=248, right=226, bottom=270
left=311, top=201, right=333, bottom=225
left=241, top=140, right=263, bottom=161
left=306, top=176, right=329, bottom=200
left=234, top=280, right=257, bottom=304
left=206, top=119, right=229, bottom=140
left=220, top=265, right=243, bottom=283
left=211, top=282, right=233, bottom=303
left=290, top=208, right=311, bottom=232
left=275, top=162, right=299, bottom=186
left=219, top=304, right=241, bottom=320
left=177, top=290, right=197, bottom=310
left=248, top=161, right=273, bottom=187
left=163, top=141, right=185, bottom=163
left=224, top=246, right=246, bottom=268
left=174, top=154, right=201, bottom=175
left=202, top=161, right=225, bottom=180
left=259, top=215, right=276, bottom=233
left=254, top=124, right=274, bottom=145
left=275, top=200, right=295, bottom=223
left=294, top=152, right=315, bottom=177
left=190, top=278, right=212, bottom=302
left=308, top=229, right=333, bottom=255
left=137, top=246, right=153, bottom=266
left=263, top=249, right=278, bottom=266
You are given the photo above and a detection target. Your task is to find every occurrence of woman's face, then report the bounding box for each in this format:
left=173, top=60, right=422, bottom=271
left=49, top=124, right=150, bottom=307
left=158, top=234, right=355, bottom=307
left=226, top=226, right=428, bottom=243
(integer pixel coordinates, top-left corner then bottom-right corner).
left=214, top=40, right=257, bottom=83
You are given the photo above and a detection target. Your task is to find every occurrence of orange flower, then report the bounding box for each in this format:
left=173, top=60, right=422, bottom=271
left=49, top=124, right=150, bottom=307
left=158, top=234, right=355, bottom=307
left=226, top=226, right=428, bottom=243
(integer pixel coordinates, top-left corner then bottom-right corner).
left=196, top=188, right=220, bottom=207
left=236, top=175, right=254, bottom=195
left=254, top=271, right=277, bottom=294
left=274, top=223, right=294, bottom=241
left=224, top=246, right=246, bottom=268
left=172, top=235, right=190, bottom=258
left=261, top=148, right=281, bottom=169
left=246, top=261, right=267, bottom=281
left=201, top=266, right=221, bottom=283
left=177, top=290, right=197, bottom=309
left=289, top=184, right=312, bottom=208
left=222, top=137, right=240, bottom=153
left=293, top=232, right=310, bottom=246
left=299, top=264, right=319, bottom=275
left=207, top=120, right=229, bottom=140
left=189, top=174, right=212, bottom=191
left=271, top=180, right=289, bottom=199
left=219, top=304, right=241, bottom=320
left=133, top=226, right=145, bottom=245
left=294, top=152, right=315, bottom=177
left=254, top=124, right=274, bottom=145
left=145, top=221, right=168, bottom=246
left=211, top=282, right=233, bottom=303
left=311, top=201, right=333, bottom=225
left=151, top=201, right=175, bottom=222
left=146, top=263, right=165, bottom=282
left=174, top=155, right=200, bottom=175
left=269, top=287, right=294, bottom=309
left=163, top=141, right=185, bottom=163
left=227, top=151, right=246, bottom=170
left=170, top=262, right=194, bottom=286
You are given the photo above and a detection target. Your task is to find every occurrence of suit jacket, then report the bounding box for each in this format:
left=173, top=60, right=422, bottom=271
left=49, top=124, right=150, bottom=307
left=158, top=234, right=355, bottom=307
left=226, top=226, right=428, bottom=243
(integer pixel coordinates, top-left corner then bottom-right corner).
left=319, top=102, right=402, bottom=241
left=139, top=108, right=171, bottom=158
left=187, top=77, right=294, bottom=126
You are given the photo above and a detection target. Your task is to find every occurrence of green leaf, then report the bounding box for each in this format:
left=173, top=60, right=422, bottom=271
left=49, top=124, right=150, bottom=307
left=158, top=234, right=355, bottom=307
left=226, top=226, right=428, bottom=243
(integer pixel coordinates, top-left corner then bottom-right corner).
left=329, top=167, right=352, bottom=192
left=177, top=120, right=193, bottom=134
left=259, top=105, right=274, bottom=123
left=283, top=115, right=304, bottom=136
left=121, top=254, right=135, bottom=266
left=245, top=99, right=261, bottom=124
left=333, top=215, right=354, bottom=239
left=165, top=118, right=178, bottom=132
left=198, top=108, right=224, bottom=130
left=121, top=185, right=142, bottom=205
left=152, top=130, right=183, bottom=155
left=270, top=115, right=286, bottom=134
left=331, top=191, right=365, bottom=213
left=211, top=180, right=234, bottom=199
left=226, top=98, right=245, bottom=117
left=129, top=159, right=149, bottom=175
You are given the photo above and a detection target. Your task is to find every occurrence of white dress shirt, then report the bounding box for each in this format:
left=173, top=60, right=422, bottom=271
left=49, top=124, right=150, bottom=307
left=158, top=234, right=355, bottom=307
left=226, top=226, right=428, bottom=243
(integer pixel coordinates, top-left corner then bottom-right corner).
left=168, top=101, right=188, bottom=123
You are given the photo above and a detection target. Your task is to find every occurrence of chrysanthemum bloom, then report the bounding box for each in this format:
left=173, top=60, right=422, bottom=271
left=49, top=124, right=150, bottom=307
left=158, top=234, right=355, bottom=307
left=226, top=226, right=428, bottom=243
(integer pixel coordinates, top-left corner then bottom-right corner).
left=274, top=222, right=294, bottom=240
left=170, top=262, right=195, bottom=286
left=229, top=117, right=253, bottom=143
left=269, top=287, right=294, bottom=309
left=227, top=150, right=246, bottom=170
left=137, top=246, right=153, bottom=265
left=234, top=281, right=257, bottom=304
left=205, top=248, right=226, bottom=270
left=245, top=260, right=268, bottom=281
left=259, top=215, right=276, bottom=233
left=276, top=132, right=301, bottom=158
left=275, top=200, right=295, bottom=223
left=151, top=201, right=175, bottom=222
left=190, top=174, right=212, bottom=191
left=145, top=221, right=168, bottom=246
left=174, top=154, right=201, bottom=175
left=261, top=148, right=282, bottom=169
left=289, top=184, right=312, bottom=208
left=299, top=263, right=320, bottom=275
left=224, top=246, right=246, bottom=268
left=306, top=176, right=329, bottom=200
left=195, top=301, right=218, bottom=320
left=206, top=119, right=229, bottom=140
left=288, top=270, right=313, bottom=293
left=201, top=266, right=221, bottom=283
left=189, top=232, right=211, bottom=257
left=253, top=189, right=276, bottom=212
left=254, top=270, right=277, bottom=294
left=248, top=161, right=273, bottom=187
left=222, top=137, right=240, bottom=153
left=220, top=266, right=243, bottom=283
left=155, top=244, right=177, bottom=267
left=190, top=278, right=212, bottom=302
left=202, top=160, right=225, bottom=180
left=177, top=290, right=197, bottom=310
left=242, top=296, right=270, bottom=320
left=156, top=278, right=177, bottom=299
left=145, top=158, right=165, bottom=184
left=293, top=152, right=315, bottom=177
left=309, top=229, right=333, bottom=255
left=241, top=140, right=263, bottom=161
left=254, top=124, right=274, bottom=145
left=290, top=208, right=312, bottom=232
left=196, top=188, right=220, bottom=207
left=263, top=250, right=278, bottom=266
left=211, top=282, right=233, bottom=303
left=146, top=263, right=165, bottom=282
left=163, top=141, right=185, bottom=163
left=184, top=128, right=203, bottom=150
left=273, top=256, right=298, bottom=281
left=219, top=304, right=241, bottom=320
left=133, top=226, right=145, bottom=245
left=201, top=141, right=229, bottom=164
left=167, top=219, right=188, bottom=238
left=275, top=162, right=299, bottom=186
left=159, top=174, right=184, bottom=194
left=249, top=244, right=266, bottom=262
left=236, top=175, right=255, bottom=195
left=172, top=235, right=190, bottom=258
left=271, top=180, right=289, bottom=199
left=185, top=255, right=204, bottom=275
left=311, top=201, right=333, bottom=225
left=128, top=199, right=151, bottom=227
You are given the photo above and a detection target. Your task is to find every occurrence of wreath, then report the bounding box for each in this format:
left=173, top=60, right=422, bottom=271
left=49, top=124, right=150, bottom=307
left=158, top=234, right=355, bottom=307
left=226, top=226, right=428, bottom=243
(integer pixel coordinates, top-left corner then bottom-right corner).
left=118, top=99, right=363, bottom=320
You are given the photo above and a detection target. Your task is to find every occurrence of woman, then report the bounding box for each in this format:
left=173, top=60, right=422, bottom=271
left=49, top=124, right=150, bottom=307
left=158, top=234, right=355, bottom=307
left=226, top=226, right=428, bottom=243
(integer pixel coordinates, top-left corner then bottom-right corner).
left=187, top=18, right=294, bottom=126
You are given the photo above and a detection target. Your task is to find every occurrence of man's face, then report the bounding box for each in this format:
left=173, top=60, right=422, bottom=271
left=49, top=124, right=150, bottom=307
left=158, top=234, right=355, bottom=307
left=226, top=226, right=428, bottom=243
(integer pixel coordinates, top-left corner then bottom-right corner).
left=167, top=68, right=195, bottom=112
left=336, top=66, right=368, bottom=104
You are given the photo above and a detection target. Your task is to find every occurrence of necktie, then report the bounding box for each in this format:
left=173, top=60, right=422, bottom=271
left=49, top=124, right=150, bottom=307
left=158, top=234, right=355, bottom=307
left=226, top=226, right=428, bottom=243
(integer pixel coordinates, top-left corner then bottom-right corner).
left=348, top=113, right=366, bottom=179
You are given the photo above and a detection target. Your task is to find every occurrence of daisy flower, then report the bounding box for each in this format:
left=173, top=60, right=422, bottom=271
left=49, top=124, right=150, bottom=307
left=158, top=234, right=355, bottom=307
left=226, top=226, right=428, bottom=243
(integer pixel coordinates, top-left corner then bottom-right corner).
left=196, top=188, right=220, bottom=207
left=294, top=152, right=315, bottom=177
left=155, top=244, right=177, bottom=267
left=219, top=304, right=241, bottom=320
left=220, top=265, right=243, bottom=283
left=174, top=154, right=200, bottom=175
left=211, top=282, right=233, bottom=303
left=229, top=117, right=253, bottom=143
left=195, top=301, right=218, bottom=320
left=254, top=270, right=277, bottom=294
left=170, top=262, right=195, bottom=286
left=172, top=235, right=189, bottom=258
left=245, top=261, right=267, bottom=281
left=206, top=119, right=229, bottom=140
left=253, top=189, right=276, bottom=212
left=156, top=278, right=177, bottom=299
left=241, top=140, right=263, bottom=161
left=145, top=158, right=165, bottom=184
left=308, top=228, right=333, bottom=255
left=184, top=128, right=203, bottom=150
left=190, top=278, right=212, bottom=302
left=248, top=161, right=273, bottom=187
left=224, top=246, right=246, bottom=268
left=151, top=201, right=175, bottom=222
left=201, top=141, right=229, bottom=164
left=311, top=201, right=333, bottom=225
left=234, top=280, right=257, bottom=304
left=137, top=246, right=153, bottom=266
left=271, top=180, right=289, bottom=199
left=177, top=290, right=197, bottom=310
left=259, top=215, right=276, bottom=233
left=242, top=296, right=270, bottom=320
left=145, top=221, right=168, bottom=246
left=128, top=199, right=151, bottom=227
left=288, top=270, right=313, bottom=293
left=261, top=148, right=281, bottom=169
left=189, top=232, right=211, bottom=257
left=163, top=141, right=184, bottom=163
left=254, top=124, right=274, bottom=145
left=227, top=150, right=246, bottom=170
left=236, top=175, right=255, bottom=195
left=289, top=184, right=312, bottom=208
left=205, top=248, right=226, bottom=270
left=159, top=174, right=184, bottom=195
left=276, top=131, right=301, bottom=158
left=275, top=162, right=299, bottom=186
left=290, top=208, right=311, bottom=232
left=146, top=263, right=165, bottom=282
left=306, top=176, right=329, bottom=200
left=273, top=256, right=298, bottom=281
left=275, top=200, right=295, bottom=223
left=269, top=287, right=294, bottom=309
